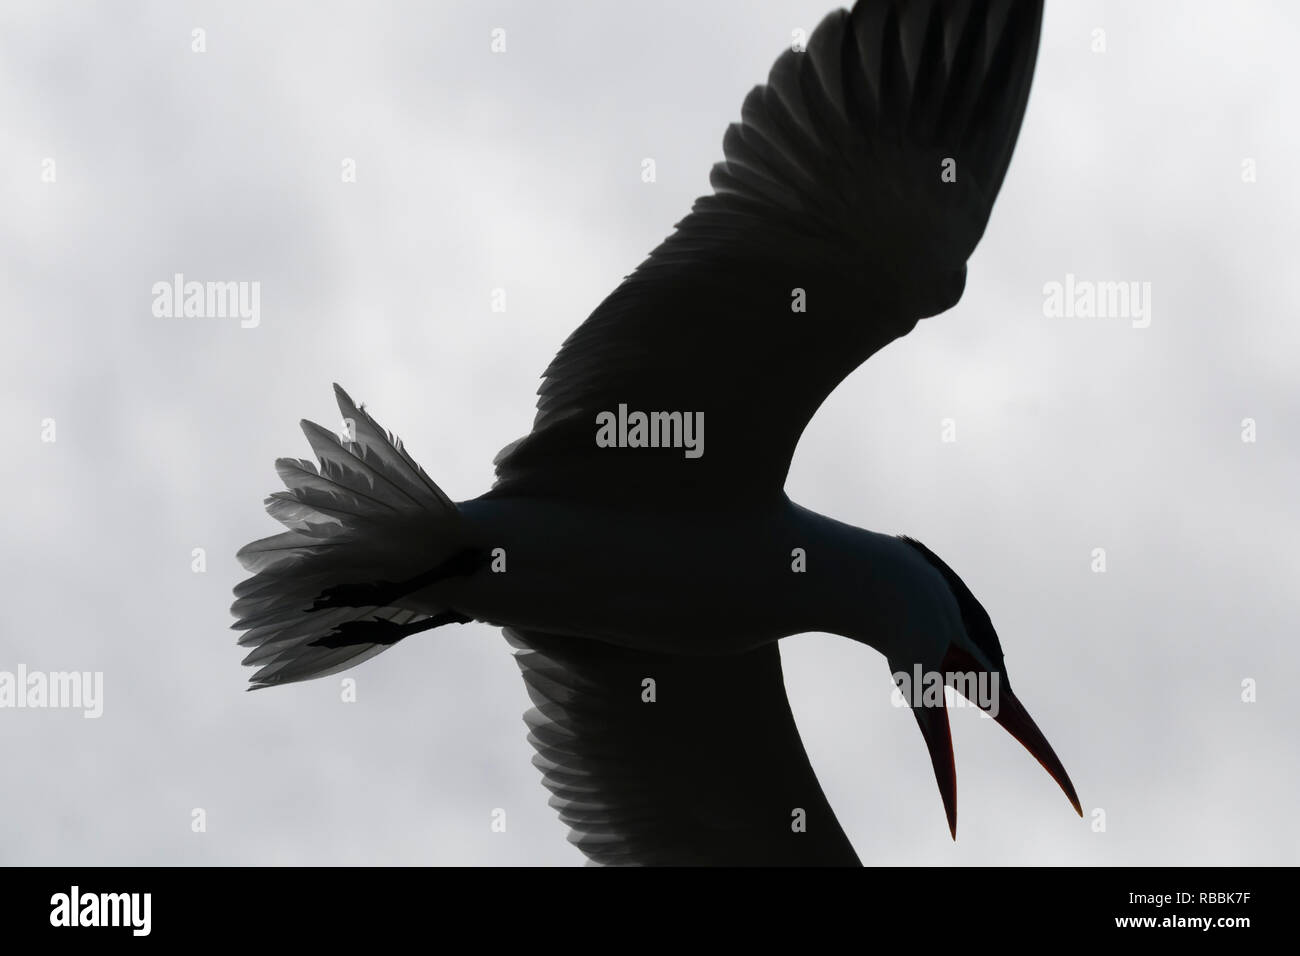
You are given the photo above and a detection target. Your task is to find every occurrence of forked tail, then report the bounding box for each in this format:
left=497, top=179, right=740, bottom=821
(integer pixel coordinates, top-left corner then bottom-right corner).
left=231, top=384, right=482, bottom=689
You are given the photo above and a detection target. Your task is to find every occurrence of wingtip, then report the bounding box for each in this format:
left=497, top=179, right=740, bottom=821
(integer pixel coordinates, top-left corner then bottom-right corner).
left=332, top=382, right=358, bottom=414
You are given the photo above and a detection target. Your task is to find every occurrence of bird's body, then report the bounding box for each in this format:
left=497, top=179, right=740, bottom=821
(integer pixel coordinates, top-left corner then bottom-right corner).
left=424, top=495, right=954, bottom=659
left=230, top=0, right=1082, bottom=864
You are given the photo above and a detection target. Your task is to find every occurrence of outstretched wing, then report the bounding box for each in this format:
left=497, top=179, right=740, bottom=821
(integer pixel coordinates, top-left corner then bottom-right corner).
left=507, top=629, right=860, bottom=866
left=492, top=0, right=1043, bottom=503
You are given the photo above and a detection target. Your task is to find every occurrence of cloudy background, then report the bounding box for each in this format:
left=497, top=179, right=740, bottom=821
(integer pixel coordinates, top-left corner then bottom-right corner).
left=3, top=0, right=1297, bottom=865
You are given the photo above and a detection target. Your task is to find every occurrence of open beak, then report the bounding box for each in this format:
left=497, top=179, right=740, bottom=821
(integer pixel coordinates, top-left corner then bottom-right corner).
left=989, top=679, right=1083, bottom=819
left=906, top=646, right=1082, bottom=838
left=912, top=694, right=958, bottom=838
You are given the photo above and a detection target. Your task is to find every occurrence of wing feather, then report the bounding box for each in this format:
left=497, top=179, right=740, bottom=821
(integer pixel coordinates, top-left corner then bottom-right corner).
left=507, top=629, right=860, bottom=866
left=492, top=0, right=1042, bottom=502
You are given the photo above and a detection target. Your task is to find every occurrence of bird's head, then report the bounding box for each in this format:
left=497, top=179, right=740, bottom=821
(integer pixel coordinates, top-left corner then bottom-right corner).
left=886, top=536, right=1082, bottom=838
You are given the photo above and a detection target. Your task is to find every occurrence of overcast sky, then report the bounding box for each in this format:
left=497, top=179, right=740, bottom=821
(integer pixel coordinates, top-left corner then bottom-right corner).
left=3, top=0, right=1297, bottom=865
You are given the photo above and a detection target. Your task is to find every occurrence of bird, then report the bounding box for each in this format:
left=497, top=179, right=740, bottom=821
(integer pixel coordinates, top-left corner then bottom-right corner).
left=230, top=0, right=1080, bottom=865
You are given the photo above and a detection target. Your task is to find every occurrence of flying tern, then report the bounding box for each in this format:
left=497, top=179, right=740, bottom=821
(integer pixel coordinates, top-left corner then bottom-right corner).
left=232, top=0, right=1080, bottom=865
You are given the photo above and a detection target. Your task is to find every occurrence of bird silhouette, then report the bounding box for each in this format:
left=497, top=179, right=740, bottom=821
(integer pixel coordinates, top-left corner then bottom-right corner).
left=231, top=0, right=1080, bottom=865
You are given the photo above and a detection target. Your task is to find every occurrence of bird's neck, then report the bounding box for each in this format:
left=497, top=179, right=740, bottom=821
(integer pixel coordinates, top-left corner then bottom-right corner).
left=786, top=502, right=944, bottom=660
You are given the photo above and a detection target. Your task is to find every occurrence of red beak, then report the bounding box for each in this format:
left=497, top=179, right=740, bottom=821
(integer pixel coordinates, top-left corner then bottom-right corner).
left=906, top=646, right=1082, bottom=838
left=912, top=693, right=958, bottom=838
left=988, top=681, right=1082, bottom=817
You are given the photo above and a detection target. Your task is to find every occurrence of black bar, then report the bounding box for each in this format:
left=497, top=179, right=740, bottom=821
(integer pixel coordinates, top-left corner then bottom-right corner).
left=1, top=866, right=1284, bottom=942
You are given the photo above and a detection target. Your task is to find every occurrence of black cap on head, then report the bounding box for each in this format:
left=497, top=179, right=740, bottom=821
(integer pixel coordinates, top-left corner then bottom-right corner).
left=898, top=536, right=1007, bottom=678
